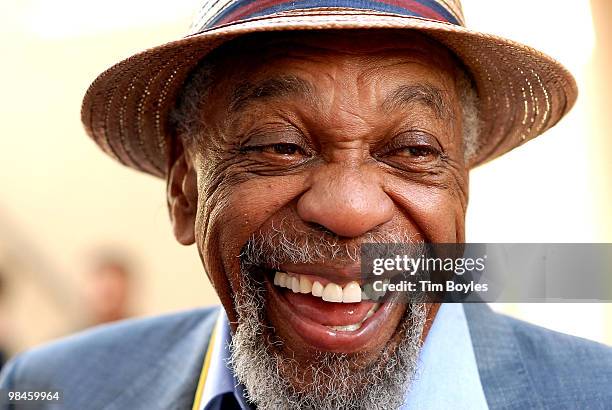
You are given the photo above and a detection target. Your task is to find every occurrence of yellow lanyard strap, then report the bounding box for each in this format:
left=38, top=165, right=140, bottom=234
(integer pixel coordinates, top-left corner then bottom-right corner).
left=192, top=316, right=220, bottom=410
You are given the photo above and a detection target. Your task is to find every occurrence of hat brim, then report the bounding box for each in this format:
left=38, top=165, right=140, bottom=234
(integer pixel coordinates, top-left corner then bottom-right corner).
left=81, top=8, right=577, bottom=177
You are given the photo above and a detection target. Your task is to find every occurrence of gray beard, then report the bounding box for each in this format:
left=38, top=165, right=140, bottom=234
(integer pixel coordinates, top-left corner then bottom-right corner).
left=229, top=280, right=426, bottom=409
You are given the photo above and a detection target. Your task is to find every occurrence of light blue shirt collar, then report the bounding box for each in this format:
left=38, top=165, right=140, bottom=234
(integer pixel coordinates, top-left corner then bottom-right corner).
left=200, top=304, right=488, bottom=410
left=402, top=303, right=488, bottom=409
left=200, top=312, right=250, bottom=410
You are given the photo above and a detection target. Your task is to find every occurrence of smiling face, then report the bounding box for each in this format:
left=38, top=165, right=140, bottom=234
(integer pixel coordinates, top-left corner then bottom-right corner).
left=167, top=30, right=470, bottom=408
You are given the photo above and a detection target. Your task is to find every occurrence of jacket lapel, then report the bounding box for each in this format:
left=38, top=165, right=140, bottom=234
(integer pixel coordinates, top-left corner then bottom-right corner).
left=103, top=308, right=219, bottom=410
left=463, top=304, right=543, bottom=410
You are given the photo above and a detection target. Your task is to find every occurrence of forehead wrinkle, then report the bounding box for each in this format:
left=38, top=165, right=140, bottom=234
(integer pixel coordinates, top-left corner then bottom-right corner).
left=353, top=57, right=451, bottom=109
left=382, top=84, right=451, bottom=119
left=228, top=75, right=317, bottom=113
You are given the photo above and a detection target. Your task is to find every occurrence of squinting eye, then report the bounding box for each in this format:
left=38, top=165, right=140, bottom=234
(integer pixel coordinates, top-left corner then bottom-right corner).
left=240, top=142, right=308, bottom=159
left=263, top=143, right=301, bottom=156
left=405, top=146, right=437, bottom=157
left=389, top=145, right=439, bottom=159
left=378, top=131, right=443, bottom=167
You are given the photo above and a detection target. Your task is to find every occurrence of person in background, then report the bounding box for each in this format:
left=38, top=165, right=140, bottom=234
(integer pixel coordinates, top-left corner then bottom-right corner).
left=82, top=252, right=134, bottom=326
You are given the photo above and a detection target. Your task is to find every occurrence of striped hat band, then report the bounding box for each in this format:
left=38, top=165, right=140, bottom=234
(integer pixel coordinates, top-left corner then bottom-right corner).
left=191, top=0, right=465, bottom=33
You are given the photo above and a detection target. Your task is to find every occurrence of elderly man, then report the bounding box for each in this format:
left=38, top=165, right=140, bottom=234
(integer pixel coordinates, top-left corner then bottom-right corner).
left=2, top=1, right=611, bottom=409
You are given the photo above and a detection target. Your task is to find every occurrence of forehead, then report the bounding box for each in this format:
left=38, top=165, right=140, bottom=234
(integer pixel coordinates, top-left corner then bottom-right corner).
left=210, top=30, right=461, bottom=96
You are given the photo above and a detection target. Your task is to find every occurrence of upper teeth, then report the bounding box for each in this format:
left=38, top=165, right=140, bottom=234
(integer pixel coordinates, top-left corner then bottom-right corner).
left=273, top=271, right=383, bottom=303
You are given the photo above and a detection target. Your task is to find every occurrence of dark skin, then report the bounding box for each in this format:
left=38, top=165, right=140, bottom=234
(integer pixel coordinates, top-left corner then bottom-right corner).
left=167, top=30, right=469, bottom=380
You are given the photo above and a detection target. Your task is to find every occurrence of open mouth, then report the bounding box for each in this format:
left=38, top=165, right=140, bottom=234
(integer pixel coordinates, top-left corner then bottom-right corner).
left=263, top=267, right=405, bottom=353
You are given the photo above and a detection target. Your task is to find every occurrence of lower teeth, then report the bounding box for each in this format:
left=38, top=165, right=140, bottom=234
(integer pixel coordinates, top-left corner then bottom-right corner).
left=327, top=303, right=380, bottom=331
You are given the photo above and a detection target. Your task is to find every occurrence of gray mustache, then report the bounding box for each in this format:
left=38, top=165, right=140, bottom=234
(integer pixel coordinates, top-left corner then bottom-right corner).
left=241, top=218, right=421, bottom=267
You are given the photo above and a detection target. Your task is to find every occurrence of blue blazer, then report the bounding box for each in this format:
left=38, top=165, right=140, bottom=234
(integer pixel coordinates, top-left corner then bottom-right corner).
left=1, top=304, right=611, bottom=409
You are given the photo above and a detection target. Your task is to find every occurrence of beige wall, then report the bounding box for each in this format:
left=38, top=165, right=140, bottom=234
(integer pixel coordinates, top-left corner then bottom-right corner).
left=460, top=0, right=611, bottom=344
left=0, top=0, right=610, bottom=352
left=590, top=0, right=612, bottom=240
left=589, top=0, right=612, bottom=343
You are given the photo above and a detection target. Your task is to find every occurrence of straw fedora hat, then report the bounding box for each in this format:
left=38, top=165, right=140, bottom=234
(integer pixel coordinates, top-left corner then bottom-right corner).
left=81, top=0, right=577, bottom=178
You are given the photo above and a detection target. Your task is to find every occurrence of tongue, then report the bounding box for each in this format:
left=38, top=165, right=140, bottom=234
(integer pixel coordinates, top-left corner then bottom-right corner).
left=283, top=291, right=376, bottom=326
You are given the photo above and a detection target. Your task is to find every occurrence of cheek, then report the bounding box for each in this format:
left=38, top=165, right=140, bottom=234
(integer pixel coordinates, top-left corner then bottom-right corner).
left=384, top=178, right=467, bottom=243
left=197, top=173, right=309, bottom=289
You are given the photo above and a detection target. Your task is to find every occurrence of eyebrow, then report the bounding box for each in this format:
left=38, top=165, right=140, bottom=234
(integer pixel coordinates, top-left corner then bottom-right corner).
left=228, top=75, right=315, bottom=112
left=228, top=76, right=451, bottom=119
left=383, top=84, right=451, bottom=119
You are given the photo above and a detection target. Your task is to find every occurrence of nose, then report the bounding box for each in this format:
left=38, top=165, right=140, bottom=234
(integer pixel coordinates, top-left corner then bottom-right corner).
left=296, top=164, right=394, bottom=238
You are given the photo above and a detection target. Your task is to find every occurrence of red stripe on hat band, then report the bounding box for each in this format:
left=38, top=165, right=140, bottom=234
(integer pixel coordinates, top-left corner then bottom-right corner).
left=386, top=0, right=448, bottom=21
left=214, top=0, right=451, bottom=27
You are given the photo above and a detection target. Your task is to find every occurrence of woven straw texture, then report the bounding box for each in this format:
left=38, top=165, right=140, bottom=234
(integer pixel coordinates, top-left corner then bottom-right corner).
left=81, top=8, right=577, bottom=177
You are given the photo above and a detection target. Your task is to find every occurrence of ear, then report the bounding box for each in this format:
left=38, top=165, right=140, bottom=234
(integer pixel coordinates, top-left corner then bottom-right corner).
left=167, top=139, right=198, bottom=245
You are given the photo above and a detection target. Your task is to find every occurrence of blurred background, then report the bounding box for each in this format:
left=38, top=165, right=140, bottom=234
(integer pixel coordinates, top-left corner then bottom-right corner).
left=0, top=0, right=610, bottom=361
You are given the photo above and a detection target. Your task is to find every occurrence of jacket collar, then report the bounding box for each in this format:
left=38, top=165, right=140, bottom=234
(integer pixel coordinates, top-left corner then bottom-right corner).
left=103, top=309, right=218, bottom=410
left=464, top=304, right=544, bottom=409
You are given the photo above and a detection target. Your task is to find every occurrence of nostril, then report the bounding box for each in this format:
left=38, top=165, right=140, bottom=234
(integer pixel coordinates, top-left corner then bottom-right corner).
left=305, top=222, right=362, bottom=240
left=305, top=221, right=335, bottom=236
